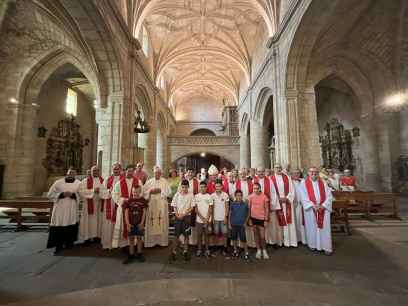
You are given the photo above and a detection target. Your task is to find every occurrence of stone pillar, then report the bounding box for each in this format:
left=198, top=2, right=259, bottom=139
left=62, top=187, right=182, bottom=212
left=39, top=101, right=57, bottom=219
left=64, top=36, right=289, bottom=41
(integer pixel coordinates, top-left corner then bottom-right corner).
left=96, top=96, right=124, bottom=178
left=239, top=131, right=250, bottom=168
left=286, top=91, right=301, bottom=168
left=156, top=127, right=164, bottom=170
left=144, top=116, right=156, bottom=176
left=400, top=108, right=408, bottom=155
left=250, top=119, right=268, bottom=168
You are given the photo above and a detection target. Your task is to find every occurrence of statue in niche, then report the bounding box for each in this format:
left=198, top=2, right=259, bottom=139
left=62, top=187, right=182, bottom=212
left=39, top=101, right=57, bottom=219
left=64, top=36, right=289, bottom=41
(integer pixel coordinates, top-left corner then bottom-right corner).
left=43, top=116, right=83, bottom=176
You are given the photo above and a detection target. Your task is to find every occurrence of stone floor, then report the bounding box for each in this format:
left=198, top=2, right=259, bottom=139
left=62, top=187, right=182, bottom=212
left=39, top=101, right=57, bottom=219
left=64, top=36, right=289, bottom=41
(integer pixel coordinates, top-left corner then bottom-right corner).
left=0, top=216, right=408, bottom=306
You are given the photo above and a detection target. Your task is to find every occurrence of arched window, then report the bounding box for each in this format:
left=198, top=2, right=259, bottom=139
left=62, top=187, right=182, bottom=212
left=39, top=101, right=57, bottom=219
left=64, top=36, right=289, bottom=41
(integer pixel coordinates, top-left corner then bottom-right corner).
left=66, top=88, right=77, bottom=116
left=142, top=26, right=149, bottom=56
left=190, top=129, right=216, bottom=136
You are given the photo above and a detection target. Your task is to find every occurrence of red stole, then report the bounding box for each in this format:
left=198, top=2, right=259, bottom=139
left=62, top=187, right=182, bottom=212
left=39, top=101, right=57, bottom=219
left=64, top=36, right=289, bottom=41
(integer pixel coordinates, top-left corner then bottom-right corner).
left=104, top=175, right=123, bottom=222
left=192, top=178, right=199, bottom=195
left=305, top=177, right=326, bottom=229
left=119, top=176, right=140, bottom=239
left=86, top=176, right=104, bottom=215
left=223, top=179, right=229, bottom=194
left=235, top=180, right=253, bottom=195
left=270, top=174, right=292, bottom=226
left=254, top=176, right=270, bottom=198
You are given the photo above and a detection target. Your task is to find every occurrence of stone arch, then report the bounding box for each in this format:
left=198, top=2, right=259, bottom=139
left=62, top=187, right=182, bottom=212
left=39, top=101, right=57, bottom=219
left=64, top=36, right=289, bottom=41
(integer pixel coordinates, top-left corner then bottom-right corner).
left=253, top=87, right=273, bottom=124
left=171, top=150, right=239, bottom=168
left=134, top=85, right=153, bottom=118
left=190, top=129, right=216, bottom=136
left=240, top=112, right=250, bottom=134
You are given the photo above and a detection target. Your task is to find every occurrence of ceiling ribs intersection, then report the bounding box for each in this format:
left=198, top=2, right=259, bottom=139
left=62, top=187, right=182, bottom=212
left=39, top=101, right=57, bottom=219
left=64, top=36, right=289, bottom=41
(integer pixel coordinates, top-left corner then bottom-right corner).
left=129, top=0, right=277, bottom=108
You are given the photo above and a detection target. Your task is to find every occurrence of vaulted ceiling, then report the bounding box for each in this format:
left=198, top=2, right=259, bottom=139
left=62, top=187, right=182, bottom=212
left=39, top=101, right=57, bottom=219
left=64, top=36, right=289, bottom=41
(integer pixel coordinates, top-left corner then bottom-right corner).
left=115, top=0, right=279, bottom=111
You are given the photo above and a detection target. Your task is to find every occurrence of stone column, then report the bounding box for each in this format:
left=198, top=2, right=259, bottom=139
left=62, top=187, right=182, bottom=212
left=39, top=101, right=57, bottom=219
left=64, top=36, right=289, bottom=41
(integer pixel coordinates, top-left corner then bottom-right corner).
left=400, top=108, right=408, bottom=155
left=239, top=131, right=250, bottom=168
left=286, top=91, right=301, bottom=168
left=250, top=119, right=268, bottom=168
left=144, top=116, right=156, bottom=176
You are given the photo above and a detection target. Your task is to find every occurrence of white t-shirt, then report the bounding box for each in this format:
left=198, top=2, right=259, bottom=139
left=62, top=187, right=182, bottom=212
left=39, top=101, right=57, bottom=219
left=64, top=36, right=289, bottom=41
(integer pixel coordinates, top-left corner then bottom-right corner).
left=194, top=193, right=213, bottom=223
left=211, top=191, right=230, bottom=221
left=171, top=192, right=194, bottom=215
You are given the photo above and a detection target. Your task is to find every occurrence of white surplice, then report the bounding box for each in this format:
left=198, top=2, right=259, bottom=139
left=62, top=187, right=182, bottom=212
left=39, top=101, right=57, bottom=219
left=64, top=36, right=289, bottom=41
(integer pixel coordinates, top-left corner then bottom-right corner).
left=293, top=179, right=306, bottom=244
left=270, top=174, right=297, bottom=247
left=111, top=177, right=142, bottom=248
left=300, top=179, right=333, bottom=252
left=99, top=175, right=121, bottom=249
left=48, top=178, right=81, bottom=226
left=143, top=177, right=171, bottom=247
left=79, top=177, right=105, bottom=241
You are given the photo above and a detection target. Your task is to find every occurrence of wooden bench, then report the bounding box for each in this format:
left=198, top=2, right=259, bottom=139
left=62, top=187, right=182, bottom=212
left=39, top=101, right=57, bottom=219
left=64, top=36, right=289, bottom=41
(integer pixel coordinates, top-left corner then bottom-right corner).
left=0, top=199, right=53, bottom=231
left=332, top=200, right=351, bottom=235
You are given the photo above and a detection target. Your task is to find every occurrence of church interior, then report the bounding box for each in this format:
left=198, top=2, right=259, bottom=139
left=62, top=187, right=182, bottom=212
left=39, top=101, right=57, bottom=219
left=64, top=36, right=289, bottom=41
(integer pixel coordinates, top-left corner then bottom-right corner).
left=0, top=0, right=408, bottom=305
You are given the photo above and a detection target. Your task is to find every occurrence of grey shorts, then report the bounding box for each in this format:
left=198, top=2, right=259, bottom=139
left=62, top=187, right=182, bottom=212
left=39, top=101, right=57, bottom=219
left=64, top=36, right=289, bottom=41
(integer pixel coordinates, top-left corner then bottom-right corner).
left=196, top=222, right=210, bottom=237
left=213, top=220, right=228, bottom=236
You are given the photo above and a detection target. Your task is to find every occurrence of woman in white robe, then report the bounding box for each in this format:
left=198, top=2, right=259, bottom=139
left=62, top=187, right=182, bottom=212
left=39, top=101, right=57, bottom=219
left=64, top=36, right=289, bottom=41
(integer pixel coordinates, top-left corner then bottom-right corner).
left=47, top=169, right=81, bottom=255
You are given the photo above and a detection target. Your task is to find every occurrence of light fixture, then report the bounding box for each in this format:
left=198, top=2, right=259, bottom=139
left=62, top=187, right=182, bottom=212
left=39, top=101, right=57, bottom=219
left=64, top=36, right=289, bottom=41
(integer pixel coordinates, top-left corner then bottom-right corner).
left=9, top=97, right=18, bottom=104
left=37, top=126, right=47, bottom=138
left=200, top=152, right=206, bottom=157
left=134, top=110, right=150, bottom=133
left=385, top=92, right=407, bottom=109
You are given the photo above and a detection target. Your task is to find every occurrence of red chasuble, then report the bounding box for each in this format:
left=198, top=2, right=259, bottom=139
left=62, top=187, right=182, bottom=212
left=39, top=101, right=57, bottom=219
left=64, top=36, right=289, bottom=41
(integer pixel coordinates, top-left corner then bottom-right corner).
left=340, top=176, right=356, bottom=187
left=270, top=174, right=292, bottom=226
left=119, top=176, right=140, bottom=238
left=86, top=176, right=104, bottom=215
left=104, top=175, right=124, bottom=222
left=305, top=177, right=326, bottom=229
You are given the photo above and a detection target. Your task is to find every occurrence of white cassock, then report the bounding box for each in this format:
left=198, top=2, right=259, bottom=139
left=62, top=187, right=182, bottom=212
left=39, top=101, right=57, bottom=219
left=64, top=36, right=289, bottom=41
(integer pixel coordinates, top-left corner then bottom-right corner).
left=301, top=179, right=333, bottom=252
left=47, top=178, right=81, bottom=248
left=293, top=179, right=306, bottom=244
left=79, top=176, right=105, bottom=241
left=99, top=175, right=122, bottom=249
left=144, top=177, right=171, bottom=247
left=228, top=181, right=236, bottom=199
left=270, top=174, right=297, bottom=247
left=111, top=177, right=142, bottom=248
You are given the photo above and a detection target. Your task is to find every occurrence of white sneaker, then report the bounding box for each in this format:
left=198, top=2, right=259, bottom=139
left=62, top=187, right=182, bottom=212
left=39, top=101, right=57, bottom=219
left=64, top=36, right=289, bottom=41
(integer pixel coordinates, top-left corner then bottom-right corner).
left=255, top=249, right=262, bottom=259
left=262, top=249, right=269, bottom=259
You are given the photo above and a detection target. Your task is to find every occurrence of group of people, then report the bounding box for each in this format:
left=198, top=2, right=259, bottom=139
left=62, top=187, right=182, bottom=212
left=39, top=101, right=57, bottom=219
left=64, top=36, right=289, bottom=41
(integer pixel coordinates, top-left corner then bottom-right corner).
left=46, top=162, right=354, bottom=264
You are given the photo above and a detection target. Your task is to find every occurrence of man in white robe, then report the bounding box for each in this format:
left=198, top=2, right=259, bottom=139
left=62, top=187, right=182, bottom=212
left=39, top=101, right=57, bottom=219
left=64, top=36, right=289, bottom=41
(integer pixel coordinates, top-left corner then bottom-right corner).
left=47, top=168, right=81, bottom=255
left=301, top=167, right=333, bottom=255
left=99, top=163, right=123, bottom=249
left=112, top=165, right=142, bottom=248
left=79, top=166, right=105, bottom=243
left=292, top=168, right=306, bottom=245
left=144, top=166, right=171, bottom=247
left=270, top=164, right=297, bottom=248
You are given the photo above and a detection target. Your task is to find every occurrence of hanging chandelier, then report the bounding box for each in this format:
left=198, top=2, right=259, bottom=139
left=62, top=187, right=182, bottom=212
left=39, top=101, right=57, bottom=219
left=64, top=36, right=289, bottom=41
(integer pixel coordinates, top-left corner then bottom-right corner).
left=134, top=110, right=149, bottom=133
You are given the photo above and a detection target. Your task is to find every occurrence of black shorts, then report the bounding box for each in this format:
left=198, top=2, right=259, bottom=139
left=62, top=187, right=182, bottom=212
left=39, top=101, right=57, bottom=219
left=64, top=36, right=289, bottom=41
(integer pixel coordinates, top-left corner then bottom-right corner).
left=175, top=215, right=191, bottom=237
left=230, top=225, right=246, bottom=242
left=251, top=218, right=265, bottom=227
left=129, top=224, right=144, bottom=237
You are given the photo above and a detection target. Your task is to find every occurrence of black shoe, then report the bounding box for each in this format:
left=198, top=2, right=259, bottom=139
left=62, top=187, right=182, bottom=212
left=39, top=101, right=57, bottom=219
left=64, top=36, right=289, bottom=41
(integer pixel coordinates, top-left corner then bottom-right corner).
left=64, top=243, right=74, bottom=249
left=183, top=251, right=191, bottom=261
left=136, top=253, right=146, bottom=262
left=83, top=240, right=92, bottom=246
left=53, top=246, right=64, bottom=256
left=272, top=244, right=280, bottom=249
left=122, top=255, right=135, bottom=264
left=169, top=252, right=177, bottom=263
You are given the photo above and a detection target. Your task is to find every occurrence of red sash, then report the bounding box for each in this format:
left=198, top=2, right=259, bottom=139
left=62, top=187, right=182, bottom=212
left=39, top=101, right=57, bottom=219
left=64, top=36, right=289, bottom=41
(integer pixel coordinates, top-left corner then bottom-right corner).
left=119, top=177, right=140, bottom=238
left=235, top=180, right=253, bottom=196
left=305, top=177, right=326, bottom=229
left=86, top=176, right=104, bottom=215
left=254, top=177, right=270, bottom=198
left=223, top=179, right=229, bottom=194
left=104, top=175, right=123, bottom=222
left=271, top=174, right=292, bottom=226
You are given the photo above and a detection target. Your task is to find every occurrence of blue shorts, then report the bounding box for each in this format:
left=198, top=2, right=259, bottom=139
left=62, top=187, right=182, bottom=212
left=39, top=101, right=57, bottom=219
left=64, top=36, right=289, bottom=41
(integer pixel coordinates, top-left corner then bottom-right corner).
left=230, top=225, right=247, bottom=242
left=129, top=224, right=144, bottom=237
left=213, top=220, right=228, bottom=235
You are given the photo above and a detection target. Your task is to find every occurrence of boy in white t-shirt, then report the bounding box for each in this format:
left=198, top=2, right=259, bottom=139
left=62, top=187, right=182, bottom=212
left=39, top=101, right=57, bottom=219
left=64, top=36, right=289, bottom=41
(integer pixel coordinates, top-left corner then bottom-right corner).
left=170, top=179, right=194, bottom=262
left=194, top=181, right=213, bottom=257
left=211, top=179, right=230, bottom=256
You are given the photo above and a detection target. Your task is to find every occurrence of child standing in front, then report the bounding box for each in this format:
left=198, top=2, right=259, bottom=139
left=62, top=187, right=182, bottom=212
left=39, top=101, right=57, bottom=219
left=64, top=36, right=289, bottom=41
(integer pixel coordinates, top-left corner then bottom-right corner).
left=170, top=179, right=195, bottom=262
left=211, top=179, right=230, bottom=256
left=229, top=190, right=250, bottom=260
left=123, top=185, right=148, bottom=264
left=194, top=181, right=213, bottom=257
left=248, top=182, right=270, bottom=259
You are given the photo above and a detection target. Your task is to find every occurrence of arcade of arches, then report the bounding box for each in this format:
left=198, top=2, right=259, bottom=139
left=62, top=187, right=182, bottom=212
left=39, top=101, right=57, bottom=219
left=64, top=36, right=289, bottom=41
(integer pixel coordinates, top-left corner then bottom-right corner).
left=1, top=0, right=408, bottom=198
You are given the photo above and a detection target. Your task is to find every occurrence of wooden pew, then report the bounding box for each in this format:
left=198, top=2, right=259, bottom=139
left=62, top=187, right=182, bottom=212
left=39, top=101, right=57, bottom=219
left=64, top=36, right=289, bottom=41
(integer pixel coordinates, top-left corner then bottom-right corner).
left=366, top=193, right=400, bottom=220
left=0, top=199, right=53, bottom=231
left=332, top=200, right=351, bottom=235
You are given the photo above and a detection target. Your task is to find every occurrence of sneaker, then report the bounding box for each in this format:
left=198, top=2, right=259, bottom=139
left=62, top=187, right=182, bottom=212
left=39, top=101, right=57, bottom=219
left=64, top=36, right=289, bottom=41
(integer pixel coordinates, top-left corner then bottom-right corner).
left=196, top=250, right=202, bottom=257
left=136, top=253, right=146, bottom=262
left=232, top=250, right=239, bottom=258
left=204, top=250, right=211, bottom=258
left=262, top=249, right=269, bottom=260
left=324, top=251, right=332, bottom=256
left=183, top=251, right=191, bottom=261
left=244, top=253, right=250, bottom=261
left=53, top=246, right=64, bottom=256
left=169, top=252, right=177, bottom=263
left=122, top=255, right=134, bottom=264
left=255, top=249, right=262, bottom=259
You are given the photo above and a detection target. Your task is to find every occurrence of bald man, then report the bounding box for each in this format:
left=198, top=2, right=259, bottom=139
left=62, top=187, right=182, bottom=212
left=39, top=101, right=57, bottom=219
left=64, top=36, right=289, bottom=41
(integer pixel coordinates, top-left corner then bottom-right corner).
left=79, top=166, right=105, bottom=244
left=144, top=166, right=171, bottom=247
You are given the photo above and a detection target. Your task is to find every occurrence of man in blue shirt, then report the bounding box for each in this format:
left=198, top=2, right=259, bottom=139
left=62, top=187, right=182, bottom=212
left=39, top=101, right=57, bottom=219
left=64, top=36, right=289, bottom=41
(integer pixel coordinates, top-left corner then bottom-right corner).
left=229, top=190, right=250, bottom=260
